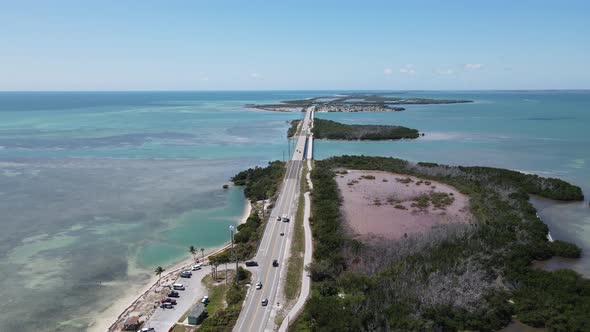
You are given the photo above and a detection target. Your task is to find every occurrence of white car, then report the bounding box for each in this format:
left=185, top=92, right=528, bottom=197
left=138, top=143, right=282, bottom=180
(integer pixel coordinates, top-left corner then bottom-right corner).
left=192, top=264, right=202, bottom=271
left=201, top=295, right=209, bottom=304
left=256, top=282, right=262, bottom=290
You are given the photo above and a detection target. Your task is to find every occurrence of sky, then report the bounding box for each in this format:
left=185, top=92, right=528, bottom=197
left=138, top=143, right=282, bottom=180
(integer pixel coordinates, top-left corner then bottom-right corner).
left=0, top=0, right=589, bottom=91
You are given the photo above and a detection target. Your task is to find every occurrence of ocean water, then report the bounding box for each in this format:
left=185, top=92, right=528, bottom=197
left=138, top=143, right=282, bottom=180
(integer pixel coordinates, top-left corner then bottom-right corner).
left=0, top=91, right=589, bottom=331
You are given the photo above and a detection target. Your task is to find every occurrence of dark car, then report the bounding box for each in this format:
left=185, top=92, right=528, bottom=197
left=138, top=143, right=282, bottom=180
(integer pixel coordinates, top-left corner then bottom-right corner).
left=167, top=291, right=180, bottom=298
left=245, top=261, right=258, bottom=267
left=160, top=302, right=173, bottom=309
left=261, top=298, right=269, bottom=306
left=276, top=216, right=282, bottom=221
left=272, top=259, right=279, bottom=267
left=180, top=271, right=192, bottom=278
left=161, top=298, right=177, bottom=305
left=280, top=232, right=284, bottom=236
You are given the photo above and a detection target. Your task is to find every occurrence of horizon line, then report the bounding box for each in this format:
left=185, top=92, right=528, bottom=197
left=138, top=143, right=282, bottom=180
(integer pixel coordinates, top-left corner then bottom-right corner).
left=1, top=89, right=590, bottom=93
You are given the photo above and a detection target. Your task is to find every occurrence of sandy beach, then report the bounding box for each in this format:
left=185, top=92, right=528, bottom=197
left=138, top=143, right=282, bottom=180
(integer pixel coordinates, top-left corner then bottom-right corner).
left=336, top=170, right=472, bottom=240
left=90, top=198, right=252, bottom=332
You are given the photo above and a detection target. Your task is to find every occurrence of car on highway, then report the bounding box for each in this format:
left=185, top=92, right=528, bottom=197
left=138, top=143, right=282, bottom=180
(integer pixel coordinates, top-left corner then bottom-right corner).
left=282, top=216, right=290, bottom=222
left=261, top=298, right=269, bottom=306
left=245, top=261, right=258, bottom=267
left=272, top=259, right=279, bottom=267
left=276, top=216, right=282, bottom=221
left=280, top=232, right=284, bottom=236
left=167, top=290, right=179, bottom=297
left=256, top=281, right=262, bottom=290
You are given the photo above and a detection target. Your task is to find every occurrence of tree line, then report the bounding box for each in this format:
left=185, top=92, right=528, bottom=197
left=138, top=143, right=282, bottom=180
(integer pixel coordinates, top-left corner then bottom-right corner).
left=311, top=118, right=420, bottom=140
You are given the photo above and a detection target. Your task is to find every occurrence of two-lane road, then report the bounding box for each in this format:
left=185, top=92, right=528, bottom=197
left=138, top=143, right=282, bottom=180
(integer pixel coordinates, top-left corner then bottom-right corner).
left=234, top=107, right=313, bottom=332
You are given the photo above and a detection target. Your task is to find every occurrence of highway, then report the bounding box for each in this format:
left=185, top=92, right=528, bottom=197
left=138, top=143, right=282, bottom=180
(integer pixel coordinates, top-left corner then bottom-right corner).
left=234, top=106, right=313, bottom=332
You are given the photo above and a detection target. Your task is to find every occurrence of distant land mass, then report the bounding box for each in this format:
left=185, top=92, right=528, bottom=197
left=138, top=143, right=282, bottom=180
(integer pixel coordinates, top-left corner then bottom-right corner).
left=288, top=118, right=420, bottom=140
left=247, top=93, right=473, bottom=112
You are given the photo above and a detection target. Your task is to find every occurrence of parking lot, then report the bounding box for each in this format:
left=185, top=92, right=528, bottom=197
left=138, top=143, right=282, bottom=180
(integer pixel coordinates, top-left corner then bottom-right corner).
left=142, top=266, right=210, bottom=331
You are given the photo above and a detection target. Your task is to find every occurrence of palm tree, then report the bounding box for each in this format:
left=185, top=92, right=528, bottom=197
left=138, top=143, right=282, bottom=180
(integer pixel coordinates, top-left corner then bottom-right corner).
left=189, top=246, right=197, bottom=261
left=154, top=266, right=165, bottom=291
left=200, top=248, right=205, bottom=261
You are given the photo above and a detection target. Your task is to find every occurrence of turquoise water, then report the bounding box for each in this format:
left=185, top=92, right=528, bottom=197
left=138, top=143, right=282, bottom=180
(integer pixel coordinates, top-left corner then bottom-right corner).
left=0, top=91, right=589, bottom=331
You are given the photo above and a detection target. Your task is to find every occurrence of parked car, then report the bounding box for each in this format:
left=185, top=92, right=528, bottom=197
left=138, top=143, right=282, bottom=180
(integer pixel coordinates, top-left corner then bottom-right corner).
left=167, top=291, right=179, bottom=298
left=160, top=302, right=173, bottom=309
left=256, top=282, right=263, bottom=290
left=245, top=261, right=258, bottom=267
left=192, top=264, right=202, bottom=271
left=139, top=328, right=155, bottom=332
left=261, top=298, right=269, bottom=306
left=160, top=298, right=177, bottom=305
left=180, top=271, right=192, bottom=278
left=173, top=283, right=185, bottom=290
left=272, top=259, right=279, bottom=267
left=201, top=295, right=209, bottom=304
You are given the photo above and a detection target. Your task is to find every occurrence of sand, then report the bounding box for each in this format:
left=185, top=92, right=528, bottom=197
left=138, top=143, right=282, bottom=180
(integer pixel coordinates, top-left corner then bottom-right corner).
left=336, top=170, right=472, bottom=240
left=91, top=199, right=252, bottom=332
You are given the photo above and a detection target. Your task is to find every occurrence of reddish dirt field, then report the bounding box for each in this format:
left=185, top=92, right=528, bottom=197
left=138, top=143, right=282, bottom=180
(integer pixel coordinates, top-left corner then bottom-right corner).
left=336, top=170, right=473, bottom=240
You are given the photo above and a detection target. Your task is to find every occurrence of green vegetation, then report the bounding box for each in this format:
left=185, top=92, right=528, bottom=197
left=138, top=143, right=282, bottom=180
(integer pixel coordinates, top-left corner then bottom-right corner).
left=285, top=164, right=307, bottom=301
left=232, top=160, right=286, bottom=201
left=210, top=211, right=264, bottom=263
left=294, top=155, right=587, bottom=331
left=312, top=118, right=419, bottom=140
left=199, top=270, right=252, bottom=332
left=288, top=119, right=301, bottom=137
left=548, top=240, right=582, bottom=258
left=171, top=324, right=193, bottom=332
left=411, top=191, right=455, bottom=209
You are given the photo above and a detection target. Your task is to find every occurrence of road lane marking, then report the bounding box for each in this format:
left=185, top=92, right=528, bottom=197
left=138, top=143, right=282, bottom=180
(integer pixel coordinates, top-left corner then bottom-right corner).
left=237, top=109, right=312, bottom=332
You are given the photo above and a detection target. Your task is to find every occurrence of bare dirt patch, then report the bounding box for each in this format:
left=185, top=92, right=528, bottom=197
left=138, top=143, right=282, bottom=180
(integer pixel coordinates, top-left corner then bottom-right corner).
left=336, top=170, right=473, bottom=240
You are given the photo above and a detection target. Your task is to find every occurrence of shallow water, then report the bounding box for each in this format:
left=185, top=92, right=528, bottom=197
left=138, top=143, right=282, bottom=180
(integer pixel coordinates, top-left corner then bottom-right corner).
left=0, top=91, right=589, bottom=331
left=0, top=91, right=314, bottom=331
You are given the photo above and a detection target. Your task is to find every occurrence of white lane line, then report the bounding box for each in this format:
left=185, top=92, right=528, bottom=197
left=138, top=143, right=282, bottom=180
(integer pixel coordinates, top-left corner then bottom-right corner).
left=261, top=162, right=302, bottom=329
left=238, top=109, right=312, bottom=331
left=236, top=162, right=296, bottom=331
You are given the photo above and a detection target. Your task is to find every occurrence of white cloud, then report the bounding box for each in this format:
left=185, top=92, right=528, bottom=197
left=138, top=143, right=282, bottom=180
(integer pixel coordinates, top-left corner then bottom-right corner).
left=399, top=65, right=415, bottom=75
left=436, top=68, right=454, bottom=75
left=384, top=67, right=393, bottom=76
left=464, top=63, right=483, bottom=69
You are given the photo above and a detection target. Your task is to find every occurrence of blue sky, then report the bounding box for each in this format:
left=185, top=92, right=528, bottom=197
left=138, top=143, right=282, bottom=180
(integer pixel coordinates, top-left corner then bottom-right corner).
left=0, top=0, right=589, bottom=90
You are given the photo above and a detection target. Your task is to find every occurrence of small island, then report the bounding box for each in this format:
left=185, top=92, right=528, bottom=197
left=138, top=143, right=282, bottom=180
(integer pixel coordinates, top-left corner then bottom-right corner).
left=248, top=93, right=473, bottom=113
left=289, top=118, right=420, bottom=140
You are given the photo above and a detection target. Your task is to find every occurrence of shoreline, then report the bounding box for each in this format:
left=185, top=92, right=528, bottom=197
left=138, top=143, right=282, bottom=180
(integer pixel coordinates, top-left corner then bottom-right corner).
left=94, top=197, right=252, bottom=332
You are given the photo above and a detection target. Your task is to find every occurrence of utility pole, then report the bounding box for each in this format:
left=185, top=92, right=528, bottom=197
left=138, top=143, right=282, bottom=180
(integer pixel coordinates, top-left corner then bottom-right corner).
left=229, top=225, right=238, bottom=284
